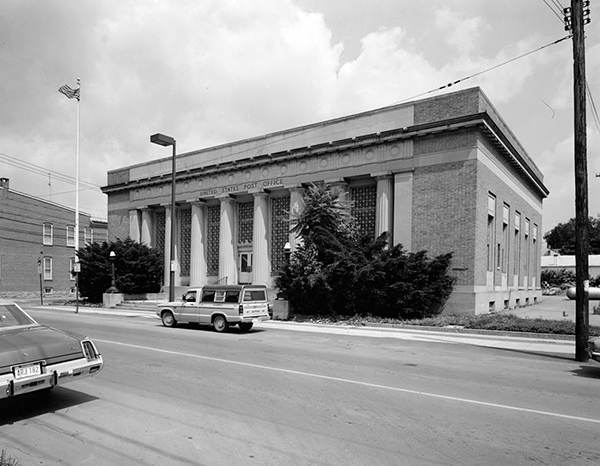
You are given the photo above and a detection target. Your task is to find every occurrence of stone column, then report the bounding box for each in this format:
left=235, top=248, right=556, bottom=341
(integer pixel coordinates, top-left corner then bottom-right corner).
left=374, top=172, right=394, bottom=241
left=190, top=200, right=207, bottom=287
left=140, top=208, right=153, bottom=246
left=129, top=209, right=141, bottom=242
left=289, top=186, right=305, bottom=250
left=327, top=178, right=349, bottom=202
left=252, top=192, right=270, bottom=286
left=218, top=196, right=236, bottom=285
left=393, top=171, right=413, bottom=250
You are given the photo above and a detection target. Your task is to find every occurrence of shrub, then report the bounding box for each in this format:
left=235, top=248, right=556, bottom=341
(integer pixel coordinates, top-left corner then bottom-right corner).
left=77, top=238, right=162, bottom=302
left=541, top=269, right=576, bottom=288
left=277, top=182, right=456, bottom=319
left=0, top=450, right=20, bottom=466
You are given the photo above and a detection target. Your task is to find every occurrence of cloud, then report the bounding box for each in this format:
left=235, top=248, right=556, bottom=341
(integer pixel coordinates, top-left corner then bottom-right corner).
left=434, top=7, right=489, bottom=55
left=1, top=0, right=597, bottom=231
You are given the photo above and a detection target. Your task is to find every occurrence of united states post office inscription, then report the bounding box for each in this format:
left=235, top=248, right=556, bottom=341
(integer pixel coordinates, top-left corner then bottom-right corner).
left=196, top=178, right=283, bottom=197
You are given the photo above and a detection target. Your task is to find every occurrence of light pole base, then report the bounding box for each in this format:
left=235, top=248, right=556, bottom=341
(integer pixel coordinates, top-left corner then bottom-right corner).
left=103, top=292, right=124, bottom=309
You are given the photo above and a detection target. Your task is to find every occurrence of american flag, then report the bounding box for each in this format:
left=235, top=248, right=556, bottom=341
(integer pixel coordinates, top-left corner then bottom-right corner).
left=58, top=84, right=80, bottom=100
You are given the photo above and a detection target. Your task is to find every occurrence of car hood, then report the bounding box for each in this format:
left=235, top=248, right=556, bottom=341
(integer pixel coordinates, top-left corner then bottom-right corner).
left=0, top=325, right=85, bottom=375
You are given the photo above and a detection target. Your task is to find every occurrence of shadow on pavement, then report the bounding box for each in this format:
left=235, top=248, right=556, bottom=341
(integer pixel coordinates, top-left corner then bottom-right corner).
left=152, top=321, right=268, bottom=335
left=463, top=343, right=578, bottom=362
left=570, top=364, right=600, bottom=379
left=0, top=387, right=98, bottom=426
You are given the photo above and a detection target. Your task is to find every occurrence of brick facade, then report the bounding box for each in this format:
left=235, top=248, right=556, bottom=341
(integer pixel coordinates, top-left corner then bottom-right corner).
left=0, top=178, right=107, bottom=297
left=102, top=87, right=548, bottom=314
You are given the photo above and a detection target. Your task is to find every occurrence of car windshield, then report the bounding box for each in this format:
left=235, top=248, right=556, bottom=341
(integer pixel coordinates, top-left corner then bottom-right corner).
left=0, top=304, right=36, bottom=327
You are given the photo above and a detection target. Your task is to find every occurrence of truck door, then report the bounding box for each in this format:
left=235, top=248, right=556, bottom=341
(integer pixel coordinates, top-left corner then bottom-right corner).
left=198, top=289, right=215, bottom=324
left=180, top=290, right=200, bottom=323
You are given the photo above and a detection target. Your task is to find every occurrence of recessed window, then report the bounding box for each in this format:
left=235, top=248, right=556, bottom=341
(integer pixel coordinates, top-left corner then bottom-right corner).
left=43, top=223, right=53, bottom=246
left=43, top=257, right=52, bottom=280
left=84, top=228, right=93, bottom=244
left=67, top=225, right=75, bottom=247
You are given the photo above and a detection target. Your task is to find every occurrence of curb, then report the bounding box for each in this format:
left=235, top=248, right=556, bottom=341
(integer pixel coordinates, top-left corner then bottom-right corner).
left=27, top=304, right=579, bottom=343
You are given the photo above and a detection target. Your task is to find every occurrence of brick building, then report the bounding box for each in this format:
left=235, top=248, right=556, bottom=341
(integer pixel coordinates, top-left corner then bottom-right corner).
left=102, top=87, right=548, bottom=314
left=0, top=177, right=107, bottom=297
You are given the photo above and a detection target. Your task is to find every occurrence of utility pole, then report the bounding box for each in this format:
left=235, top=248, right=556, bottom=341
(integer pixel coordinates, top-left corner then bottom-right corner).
left=564, top=0, right=591, bottom=361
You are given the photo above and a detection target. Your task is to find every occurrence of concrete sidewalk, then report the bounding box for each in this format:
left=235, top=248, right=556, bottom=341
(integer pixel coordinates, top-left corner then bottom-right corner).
left=23, top=297, right=595, bottom=358
left=497, top=294, right=600, bottom=327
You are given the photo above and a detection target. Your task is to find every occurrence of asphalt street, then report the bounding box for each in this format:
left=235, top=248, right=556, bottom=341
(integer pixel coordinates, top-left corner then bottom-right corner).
left=2, top=307, right=599, bottom=466
left=19, top=293, right=600, bottom=360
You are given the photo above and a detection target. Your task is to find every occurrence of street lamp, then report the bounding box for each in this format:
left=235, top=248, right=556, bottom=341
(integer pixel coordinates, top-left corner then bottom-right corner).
left=107, top=251, right=119, bottom=293
left=150, top=132, right=176, bottom=302
left=283, top=242, right=291, bottom=267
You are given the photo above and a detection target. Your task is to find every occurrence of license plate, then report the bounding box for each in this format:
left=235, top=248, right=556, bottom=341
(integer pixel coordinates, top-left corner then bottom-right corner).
left=13, top=363, right=42, bottom=380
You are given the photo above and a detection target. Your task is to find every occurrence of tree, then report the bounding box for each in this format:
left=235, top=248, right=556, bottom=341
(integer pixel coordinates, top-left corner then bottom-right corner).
left=544, top=216, right=600, bottom=255
left=77, top=238, right=163, bottom=302
left=277, top=182, right=456, bottom=319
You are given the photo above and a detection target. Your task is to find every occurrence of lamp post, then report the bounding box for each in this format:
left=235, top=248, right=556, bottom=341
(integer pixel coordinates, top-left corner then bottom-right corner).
left=150, top=132, right=177, bottom=302
left=107, top=251, right=119, bottom=293
left=283, top=242, right=291, bottom=267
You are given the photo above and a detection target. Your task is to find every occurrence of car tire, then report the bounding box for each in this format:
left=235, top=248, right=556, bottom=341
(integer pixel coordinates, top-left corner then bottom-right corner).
left=238, top=322, right=253, bottom=332
left=213, top=315, right=229, bottom=332
left=161, top=311, right=177, bottom=328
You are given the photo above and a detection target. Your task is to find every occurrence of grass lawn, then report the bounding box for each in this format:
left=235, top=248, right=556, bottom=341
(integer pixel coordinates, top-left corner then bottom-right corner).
left=289, top=313, right=600, bottom=337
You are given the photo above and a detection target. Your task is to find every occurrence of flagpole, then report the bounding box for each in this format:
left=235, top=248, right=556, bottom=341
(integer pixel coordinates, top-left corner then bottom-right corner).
left=75, top=78, right=80, bottom=255
left=75, top=78, right=81, bottom=313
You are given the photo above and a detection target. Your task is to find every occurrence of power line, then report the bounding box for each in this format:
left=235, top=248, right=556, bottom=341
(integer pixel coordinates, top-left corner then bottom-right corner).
left=174, top=35, right=572, bottom=174
left=586, top=80, right=600, bottom=136
left=392, top=35, right=571, bottom=106
left=0, top=151, right=101, bottom=190
left=542, top=0, right=566, bottom=23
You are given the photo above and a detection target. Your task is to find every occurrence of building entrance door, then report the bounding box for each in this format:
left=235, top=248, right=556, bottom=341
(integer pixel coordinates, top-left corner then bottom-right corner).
left=238, top=251, right=253, bottom=284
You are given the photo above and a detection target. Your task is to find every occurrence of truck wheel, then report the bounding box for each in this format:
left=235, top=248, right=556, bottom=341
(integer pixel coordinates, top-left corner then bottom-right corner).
left=161, top=311, right=177, bottom=328
left=238, top=322, right=253, bottom=332
left=213, top=315, right=229, bottom=332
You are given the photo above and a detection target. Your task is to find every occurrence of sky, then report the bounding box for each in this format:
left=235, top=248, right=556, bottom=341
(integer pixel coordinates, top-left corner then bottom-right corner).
left=1, top=0, right=599, bottom=238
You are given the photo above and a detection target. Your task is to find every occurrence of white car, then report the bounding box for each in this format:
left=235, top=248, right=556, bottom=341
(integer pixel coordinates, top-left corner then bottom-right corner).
left=157, top=285, right=272, bottom=332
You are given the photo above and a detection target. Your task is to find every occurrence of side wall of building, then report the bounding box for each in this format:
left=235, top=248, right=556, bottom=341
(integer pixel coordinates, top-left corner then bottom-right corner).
left=0, top=180, right=107, bottom=297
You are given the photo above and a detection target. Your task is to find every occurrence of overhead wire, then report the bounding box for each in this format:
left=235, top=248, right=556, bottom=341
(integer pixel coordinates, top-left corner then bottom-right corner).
left=587, top=81, right=600, bottom=136
left=176, top=34, right=573, bottom=173
left=542, top=0, right=566, bottom=24
left=0, top=151, right=100, bottom=190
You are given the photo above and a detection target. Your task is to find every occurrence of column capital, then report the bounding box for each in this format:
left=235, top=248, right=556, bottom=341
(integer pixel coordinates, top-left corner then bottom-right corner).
left=325, top=177, right=347, bottom=186
left=252, top=191, right=270, bottom=199
left=287, top=184, right=305, bottom=192
left=371, top=171, right=393, bottom=180
left=187, top=199, right=207, bottom=207
left=216, top=194, right=235, bottom=202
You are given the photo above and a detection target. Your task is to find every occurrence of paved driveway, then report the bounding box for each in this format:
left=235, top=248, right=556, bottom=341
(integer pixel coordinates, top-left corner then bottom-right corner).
left=503, top=294, right=600, bottom=327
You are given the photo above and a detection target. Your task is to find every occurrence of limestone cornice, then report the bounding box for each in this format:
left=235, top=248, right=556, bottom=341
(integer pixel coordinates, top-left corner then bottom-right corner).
left=101, top=113, right=548, bottom=199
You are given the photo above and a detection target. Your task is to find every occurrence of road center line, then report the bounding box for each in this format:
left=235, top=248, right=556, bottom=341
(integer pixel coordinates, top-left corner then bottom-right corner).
left=98, top=339, right=600, bottom=425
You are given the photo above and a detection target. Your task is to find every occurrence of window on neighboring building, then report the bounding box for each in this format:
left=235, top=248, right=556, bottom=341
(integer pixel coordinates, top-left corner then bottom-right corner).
left=84, top=227, right=93, bottom=244
left=43, top=257, right=52, bottom=280
left=67, top=225, right=75, bottom=247
left=487, top=194, right=496, bottom=272
left=43, top=223, right=53, bottom=246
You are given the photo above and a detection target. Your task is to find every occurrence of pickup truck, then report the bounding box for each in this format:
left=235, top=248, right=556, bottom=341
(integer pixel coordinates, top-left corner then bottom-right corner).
left=157, top=284, right=271, bottom=332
